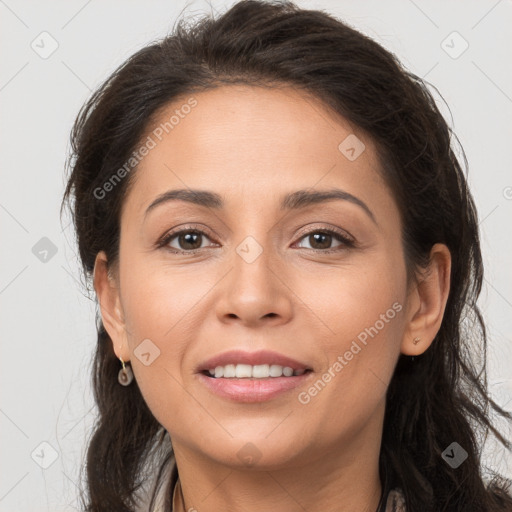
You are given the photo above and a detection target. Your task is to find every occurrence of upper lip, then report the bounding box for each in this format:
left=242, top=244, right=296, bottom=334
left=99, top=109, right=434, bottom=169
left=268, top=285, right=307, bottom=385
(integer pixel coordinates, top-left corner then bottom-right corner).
left=197, top=349, right=312, bottom=373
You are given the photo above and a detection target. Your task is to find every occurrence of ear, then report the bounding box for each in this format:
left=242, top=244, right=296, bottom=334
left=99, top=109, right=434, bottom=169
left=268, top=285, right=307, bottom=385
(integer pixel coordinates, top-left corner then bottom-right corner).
left=93, top=251, right=131, bottom=362
left=401, top=243, right=451, bottom=356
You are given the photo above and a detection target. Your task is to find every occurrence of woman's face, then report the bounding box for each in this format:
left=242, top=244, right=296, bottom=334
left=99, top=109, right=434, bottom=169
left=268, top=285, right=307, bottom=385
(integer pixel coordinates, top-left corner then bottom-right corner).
left=100, top=84, right=413, bottom=469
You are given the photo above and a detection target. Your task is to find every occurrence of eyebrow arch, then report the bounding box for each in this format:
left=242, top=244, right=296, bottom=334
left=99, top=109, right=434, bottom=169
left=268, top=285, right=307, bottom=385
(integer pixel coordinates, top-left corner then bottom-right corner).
left=144, top=187, right=376, bottom=224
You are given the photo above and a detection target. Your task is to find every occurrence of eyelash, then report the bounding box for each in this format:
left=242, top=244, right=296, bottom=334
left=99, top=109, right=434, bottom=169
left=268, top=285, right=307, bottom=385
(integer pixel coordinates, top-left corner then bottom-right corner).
left=156, top=225, right=355, bottom=255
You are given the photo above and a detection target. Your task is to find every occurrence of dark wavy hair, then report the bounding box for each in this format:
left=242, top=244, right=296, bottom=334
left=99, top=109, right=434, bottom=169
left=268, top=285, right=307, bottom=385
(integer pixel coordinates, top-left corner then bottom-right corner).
left=61, top=1, right=512, bottom=510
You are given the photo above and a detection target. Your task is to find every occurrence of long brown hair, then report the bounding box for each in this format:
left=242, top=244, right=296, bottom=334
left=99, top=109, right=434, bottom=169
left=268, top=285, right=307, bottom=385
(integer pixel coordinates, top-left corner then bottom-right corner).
left=61, top=1, right=512, bottom=510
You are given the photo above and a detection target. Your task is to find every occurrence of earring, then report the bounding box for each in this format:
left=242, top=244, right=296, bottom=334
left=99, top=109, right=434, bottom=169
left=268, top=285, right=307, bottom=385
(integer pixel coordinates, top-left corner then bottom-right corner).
left=118, top=357, right=134, bottom=386
left=413, top=337, right=421, bottom=345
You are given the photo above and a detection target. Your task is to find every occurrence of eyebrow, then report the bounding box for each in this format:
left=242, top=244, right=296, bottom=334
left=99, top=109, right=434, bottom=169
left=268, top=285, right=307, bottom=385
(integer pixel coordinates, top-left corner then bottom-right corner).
left=144, top=187, right=376, bottom=224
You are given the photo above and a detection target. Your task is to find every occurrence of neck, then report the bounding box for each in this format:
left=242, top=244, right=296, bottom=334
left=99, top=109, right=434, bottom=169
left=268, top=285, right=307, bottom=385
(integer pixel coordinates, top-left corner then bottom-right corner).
left=171, top=406, right=384, bottom=512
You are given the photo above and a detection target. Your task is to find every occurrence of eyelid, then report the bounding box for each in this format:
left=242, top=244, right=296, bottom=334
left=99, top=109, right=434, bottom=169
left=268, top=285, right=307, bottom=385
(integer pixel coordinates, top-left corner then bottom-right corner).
left=156, top=223, right=217, bottom=250
left=291, top=226, right=355, bottom=253
left=157, top=223, right=356, bottom=253
left=294, top=223, right=355, bottom=244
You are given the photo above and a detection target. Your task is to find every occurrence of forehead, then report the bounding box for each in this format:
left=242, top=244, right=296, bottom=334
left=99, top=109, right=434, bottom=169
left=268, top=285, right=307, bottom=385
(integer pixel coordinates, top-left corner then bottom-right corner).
left=122, top=84, right=390, bottom=220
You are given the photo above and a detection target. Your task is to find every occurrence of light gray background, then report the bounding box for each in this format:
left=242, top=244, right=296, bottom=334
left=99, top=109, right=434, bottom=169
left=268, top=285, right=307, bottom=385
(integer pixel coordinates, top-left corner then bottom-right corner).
left=1, top=0, right=511, bottom=510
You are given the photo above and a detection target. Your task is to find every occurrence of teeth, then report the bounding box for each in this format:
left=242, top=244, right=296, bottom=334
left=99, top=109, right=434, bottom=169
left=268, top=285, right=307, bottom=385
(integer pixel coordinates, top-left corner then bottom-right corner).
left=207, top=363, right=306, bottom=378
left=224, top=364, right=236, bottom=378
left=235, top=364, right=252, bottom=378
left=253, top=364, right=270, bottom=378
left=270, top=364, right=283, bottom=377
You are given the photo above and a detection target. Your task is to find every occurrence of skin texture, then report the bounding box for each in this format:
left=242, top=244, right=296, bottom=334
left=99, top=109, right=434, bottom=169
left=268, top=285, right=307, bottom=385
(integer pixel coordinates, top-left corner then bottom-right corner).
left=94, top=85, right=451, bottom=512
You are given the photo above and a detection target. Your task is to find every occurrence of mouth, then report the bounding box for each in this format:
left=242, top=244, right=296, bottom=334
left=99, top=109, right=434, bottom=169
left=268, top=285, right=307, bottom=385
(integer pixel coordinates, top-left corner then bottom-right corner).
left=197, top=369, right=314, bottom=402
left=197, top=349, right=313, bottom=375
left=200, top=364, right=313, bottom=379
left=196, top=350, right=314, bottom=402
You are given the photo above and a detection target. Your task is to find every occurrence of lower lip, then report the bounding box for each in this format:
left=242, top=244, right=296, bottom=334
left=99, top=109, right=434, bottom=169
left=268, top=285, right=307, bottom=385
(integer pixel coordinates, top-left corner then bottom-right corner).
left=197, top=372, right=313, bottom=402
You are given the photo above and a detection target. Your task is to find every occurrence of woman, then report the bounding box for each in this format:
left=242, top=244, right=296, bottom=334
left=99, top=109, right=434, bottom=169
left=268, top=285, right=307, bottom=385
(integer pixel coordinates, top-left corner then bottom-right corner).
left=61, top=1, right=512, bottom=510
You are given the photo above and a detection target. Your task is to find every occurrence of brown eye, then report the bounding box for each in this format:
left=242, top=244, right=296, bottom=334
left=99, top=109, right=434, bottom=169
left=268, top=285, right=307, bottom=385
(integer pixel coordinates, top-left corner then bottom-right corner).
left=175, top=231, right=204, bottom=250
left=295, top=229, right=354, bottom=252
left=160, top=228, right=215, bottom=253
left=307, top=232, right=333, bottom=250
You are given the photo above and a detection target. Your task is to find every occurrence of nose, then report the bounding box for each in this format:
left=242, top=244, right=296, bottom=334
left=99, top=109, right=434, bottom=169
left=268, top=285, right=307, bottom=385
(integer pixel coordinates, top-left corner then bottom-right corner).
left=215, top=238, right=293, bottom=328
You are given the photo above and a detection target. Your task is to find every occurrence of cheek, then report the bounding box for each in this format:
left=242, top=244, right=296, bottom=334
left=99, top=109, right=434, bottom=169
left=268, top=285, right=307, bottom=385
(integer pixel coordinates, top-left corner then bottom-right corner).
left=117, top=253, right=225, bottom=424
left=120, top=247, right=216, bottom=342
left=296, top=246, right=406, bottom=347
left=294, top=254, right=406, bottom=421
